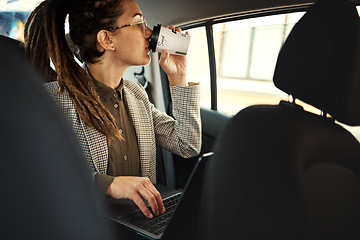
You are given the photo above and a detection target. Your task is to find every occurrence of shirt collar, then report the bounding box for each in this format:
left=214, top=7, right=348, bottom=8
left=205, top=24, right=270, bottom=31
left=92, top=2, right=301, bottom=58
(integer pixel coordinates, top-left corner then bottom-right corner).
left=91, top=76, right=124, bottom=101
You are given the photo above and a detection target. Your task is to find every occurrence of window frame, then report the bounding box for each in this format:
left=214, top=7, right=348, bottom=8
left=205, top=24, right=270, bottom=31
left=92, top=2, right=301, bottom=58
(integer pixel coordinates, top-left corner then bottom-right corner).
left=178, top=4, right=313, bottom=111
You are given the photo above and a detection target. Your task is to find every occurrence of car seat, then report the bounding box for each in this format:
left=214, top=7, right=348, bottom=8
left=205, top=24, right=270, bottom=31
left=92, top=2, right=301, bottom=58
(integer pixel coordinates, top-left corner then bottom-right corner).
left=200, top=0, right=360, bottom=239
left=0, top=36, right=115, bottom=239
left=0, top=34, right=24, bottom=55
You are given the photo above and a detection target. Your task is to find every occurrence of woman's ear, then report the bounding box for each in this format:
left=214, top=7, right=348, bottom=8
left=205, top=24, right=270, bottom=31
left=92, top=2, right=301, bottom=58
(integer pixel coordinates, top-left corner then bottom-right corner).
left=96, top=30, right=115, bottom=51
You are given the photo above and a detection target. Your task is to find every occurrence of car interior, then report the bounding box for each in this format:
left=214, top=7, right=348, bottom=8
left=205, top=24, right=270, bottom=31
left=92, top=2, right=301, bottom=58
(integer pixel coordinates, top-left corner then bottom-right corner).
left=198, top=0, right=360, bottom=239
left=0, top=36, right=115, bottom=240
left=1, top=0, right=360, bottom=239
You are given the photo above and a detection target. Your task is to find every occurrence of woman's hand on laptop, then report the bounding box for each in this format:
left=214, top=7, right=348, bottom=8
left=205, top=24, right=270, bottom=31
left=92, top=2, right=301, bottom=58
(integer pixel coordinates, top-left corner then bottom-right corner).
left=106, top=176, right=166, bottom=218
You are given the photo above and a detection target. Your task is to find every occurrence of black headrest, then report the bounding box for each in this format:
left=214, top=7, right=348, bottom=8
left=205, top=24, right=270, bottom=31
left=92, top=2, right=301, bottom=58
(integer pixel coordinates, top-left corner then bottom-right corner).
left=273, top=0, right=360, bottom=126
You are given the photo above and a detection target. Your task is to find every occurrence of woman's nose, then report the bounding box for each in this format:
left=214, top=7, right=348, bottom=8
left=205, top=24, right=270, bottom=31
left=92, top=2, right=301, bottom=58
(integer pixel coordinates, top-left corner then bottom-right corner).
left=145, top=26, right=152, bottom=38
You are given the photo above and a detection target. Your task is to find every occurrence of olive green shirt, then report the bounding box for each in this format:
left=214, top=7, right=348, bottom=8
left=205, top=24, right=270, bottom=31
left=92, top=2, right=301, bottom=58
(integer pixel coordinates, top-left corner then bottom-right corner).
left=93, top=78, right=140, bottom=194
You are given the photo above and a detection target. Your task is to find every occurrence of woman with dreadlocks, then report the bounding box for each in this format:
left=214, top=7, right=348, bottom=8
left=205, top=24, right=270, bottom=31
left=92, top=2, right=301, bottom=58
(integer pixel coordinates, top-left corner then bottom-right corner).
left=24, top=0, right=201, bottom=219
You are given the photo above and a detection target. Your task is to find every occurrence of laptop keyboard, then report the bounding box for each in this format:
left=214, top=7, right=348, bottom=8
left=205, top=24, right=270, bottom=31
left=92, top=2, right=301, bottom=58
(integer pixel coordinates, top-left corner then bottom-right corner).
left=119, top=193, right=182, bottom=235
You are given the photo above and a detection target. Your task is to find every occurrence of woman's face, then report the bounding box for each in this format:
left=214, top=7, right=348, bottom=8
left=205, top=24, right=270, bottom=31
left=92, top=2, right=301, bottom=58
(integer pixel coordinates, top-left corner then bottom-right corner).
left=110, top=0, right=152, bottom=67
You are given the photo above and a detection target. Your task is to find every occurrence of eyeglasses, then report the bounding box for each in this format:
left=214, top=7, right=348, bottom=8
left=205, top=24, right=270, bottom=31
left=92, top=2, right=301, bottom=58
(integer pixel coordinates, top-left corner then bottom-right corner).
left=107, top=20, right=148, bottom=38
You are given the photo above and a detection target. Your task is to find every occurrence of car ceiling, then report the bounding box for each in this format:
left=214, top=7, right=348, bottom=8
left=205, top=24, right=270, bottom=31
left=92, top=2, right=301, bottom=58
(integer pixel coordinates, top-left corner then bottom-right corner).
left=2, top=0, right=359, bottom=30
left=137, top=0, right=360, bottom=27
left=137, top=0, right=315, bottom=27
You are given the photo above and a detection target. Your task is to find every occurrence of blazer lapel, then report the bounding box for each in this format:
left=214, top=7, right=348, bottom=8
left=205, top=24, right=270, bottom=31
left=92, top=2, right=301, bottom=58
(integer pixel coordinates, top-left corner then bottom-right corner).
left=81, top=123, right=108, bottom=174
left=123, top=82, right=156, bottom=181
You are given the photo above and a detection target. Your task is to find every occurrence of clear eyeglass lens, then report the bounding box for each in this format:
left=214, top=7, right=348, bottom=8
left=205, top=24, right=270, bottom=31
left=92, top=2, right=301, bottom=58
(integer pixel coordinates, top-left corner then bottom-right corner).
left=141, top=20, right=147, bottom=38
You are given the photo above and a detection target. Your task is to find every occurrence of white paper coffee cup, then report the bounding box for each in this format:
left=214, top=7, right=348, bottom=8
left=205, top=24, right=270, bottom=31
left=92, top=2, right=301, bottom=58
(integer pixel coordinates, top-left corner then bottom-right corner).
left=149, top=24, right=190, bottom=56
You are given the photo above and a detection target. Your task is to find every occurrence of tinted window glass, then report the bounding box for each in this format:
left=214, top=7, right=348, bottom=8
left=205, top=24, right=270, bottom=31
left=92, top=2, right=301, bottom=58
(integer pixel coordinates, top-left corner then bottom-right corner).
left=187, top=27, right=211, bottom=109
left=213, top=12, right=304, bottom=116
left=0, top=0, right=44, bottom=41
left=186, top=8, right=360, bottom=141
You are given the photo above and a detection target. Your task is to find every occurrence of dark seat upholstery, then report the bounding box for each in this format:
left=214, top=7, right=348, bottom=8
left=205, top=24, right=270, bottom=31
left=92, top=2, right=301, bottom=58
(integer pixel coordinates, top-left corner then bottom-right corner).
left=0, top=36, right=115, bottom=239
left=200, top=0, right=360, bottom=239
left=0, top=34, right=24, bottom=55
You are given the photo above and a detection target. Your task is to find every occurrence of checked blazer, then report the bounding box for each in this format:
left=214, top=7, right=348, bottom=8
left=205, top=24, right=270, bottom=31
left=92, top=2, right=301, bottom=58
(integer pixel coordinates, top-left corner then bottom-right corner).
left=44, top=80, right=201, bottom=183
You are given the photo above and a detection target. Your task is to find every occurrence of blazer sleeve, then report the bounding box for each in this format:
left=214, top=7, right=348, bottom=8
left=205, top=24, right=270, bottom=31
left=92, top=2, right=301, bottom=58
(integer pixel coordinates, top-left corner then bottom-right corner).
left=152, top=84, right=202, bottom=158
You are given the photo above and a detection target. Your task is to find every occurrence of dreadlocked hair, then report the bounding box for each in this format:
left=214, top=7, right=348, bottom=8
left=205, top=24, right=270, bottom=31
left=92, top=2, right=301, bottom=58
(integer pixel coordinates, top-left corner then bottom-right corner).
left=24, top=0, right=124, bottom=142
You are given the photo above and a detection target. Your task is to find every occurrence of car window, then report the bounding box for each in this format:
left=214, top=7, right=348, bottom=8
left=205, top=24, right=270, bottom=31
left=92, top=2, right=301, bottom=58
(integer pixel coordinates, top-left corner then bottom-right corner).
left=187, top=26, right=211, bottom=109
left=187, top=12, right=305, bottom=116
left=0, top=0, right=42, bottom=41
left=213, top=13, right=305, bottom=116
left=187, top=8, right=360, bottom=141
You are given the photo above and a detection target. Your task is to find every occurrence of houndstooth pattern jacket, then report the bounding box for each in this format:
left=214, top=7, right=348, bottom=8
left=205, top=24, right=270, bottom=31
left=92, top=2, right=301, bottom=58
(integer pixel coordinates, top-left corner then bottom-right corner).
left=44, top=80, right=201, bottom=183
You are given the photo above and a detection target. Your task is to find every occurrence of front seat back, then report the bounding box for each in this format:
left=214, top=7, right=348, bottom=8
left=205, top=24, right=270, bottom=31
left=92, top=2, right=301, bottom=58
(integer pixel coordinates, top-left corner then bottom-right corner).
left=200, top=0, right=360, bottom=239
left=0, top=37, right=115, bottom=239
